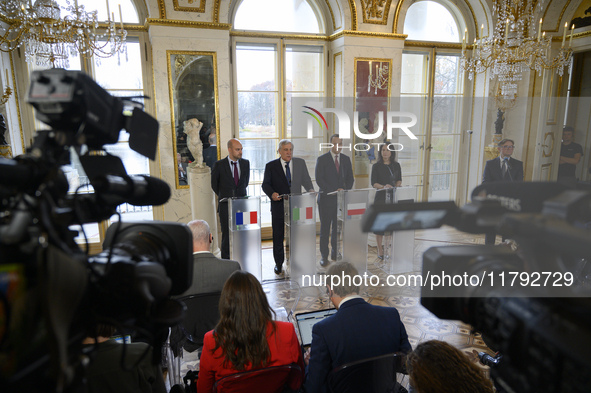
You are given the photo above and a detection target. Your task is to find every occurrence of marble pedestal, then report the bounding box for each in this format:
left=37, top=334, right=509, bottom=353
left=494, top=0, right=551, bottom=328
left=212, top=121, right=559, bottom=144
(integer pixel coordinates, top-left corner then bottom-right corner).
left=188, top=166, right=221, bottom=258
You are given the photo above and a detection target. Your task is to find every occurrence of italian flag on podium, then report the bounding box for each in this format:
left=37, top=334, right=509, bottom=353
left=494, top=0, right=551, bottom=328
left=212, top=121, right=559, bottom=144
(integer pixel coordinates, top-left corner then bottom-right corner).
left=236, top=211, right=258, bottom=226
left=292, top=206, right=314, bottom=222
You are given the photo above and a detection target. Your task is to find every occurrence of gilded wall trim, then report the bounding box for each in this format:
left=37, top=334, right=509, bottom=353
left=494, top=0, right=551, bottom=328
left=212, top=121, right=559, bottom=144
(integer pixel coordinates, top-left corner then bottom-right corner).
left=214, top=0, right=221, bottom=23
left=360, top=0, right=393, bottom=25
left=146, top=18, right=232, bottom=29
left=325, top=0, right=338, bottom=31
left=348, top=0, right=358, bottom=31
left=97, top=22, right=148, bottom=31
left=173, top=0, right=206, bottom=12
left=404, top=40, right=464, bottom=49
left=231, top=31, right=327, bottom=40
left=333, top=51, right=342, bottom=98
left=158, top=0, right=166, bottom=19
left=551, top=29, right=591, bottom=40
left=231, top=30, right=406, bottom=41
left=329, top=30, right=406, bottom=41
left=9, top=53, right=24, bottom=153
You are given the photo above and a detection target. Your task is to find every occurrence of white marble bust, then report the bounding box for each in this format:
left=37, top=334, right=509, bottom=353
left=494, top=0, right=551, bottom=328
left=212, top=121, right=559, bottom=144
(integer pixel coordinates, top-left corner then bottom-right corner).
left=183, top=118, right=206, bottom=169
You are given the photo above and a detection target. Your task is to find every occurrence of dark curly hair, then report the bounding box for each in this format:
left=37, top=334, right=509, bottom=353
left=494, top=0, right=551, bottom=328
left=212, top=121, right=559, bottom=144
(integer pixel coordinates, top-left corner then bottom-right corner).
left=212, top=271, right=276, bottom=371
left=406, top=340, right=494, bottom=393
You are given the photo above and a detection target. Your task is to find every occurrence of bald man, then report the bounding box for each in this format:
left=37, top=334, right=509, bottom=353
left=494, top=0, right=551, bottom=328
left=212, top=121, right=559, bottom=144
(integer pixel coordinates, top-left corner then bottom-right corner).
left=211, top=138, right=250, bottom=259
left=177, top=220, right=241, bottom=297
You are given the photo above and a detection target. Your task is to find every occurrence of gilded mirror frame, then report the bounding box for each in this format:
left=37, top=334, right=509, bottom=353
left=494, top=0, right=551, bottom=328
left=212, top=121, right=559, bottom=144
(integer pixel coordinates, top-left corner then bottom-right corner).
left=353, top=57, right=393, bottom=179
left=167, top=50, right=221, bottom=189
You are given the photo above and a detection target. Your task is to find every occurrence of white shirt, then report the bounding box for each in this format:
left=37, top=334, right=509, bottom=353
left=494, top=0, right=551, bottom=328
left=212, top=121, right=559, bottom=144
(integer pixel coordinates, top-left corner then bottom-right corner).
left=227, top=156, right=241, bottom=178
left=280, top=158, right=291, bottom=177
left=500, top=156, right=510, bottom=171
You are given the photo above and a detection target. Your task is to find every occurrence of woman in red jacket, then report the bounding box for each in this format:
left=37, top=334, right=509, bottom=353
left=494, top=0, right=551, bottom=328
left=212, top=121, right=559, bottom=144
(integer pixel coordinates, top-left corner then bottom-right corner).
left=197, top=271, right=304, bottom=392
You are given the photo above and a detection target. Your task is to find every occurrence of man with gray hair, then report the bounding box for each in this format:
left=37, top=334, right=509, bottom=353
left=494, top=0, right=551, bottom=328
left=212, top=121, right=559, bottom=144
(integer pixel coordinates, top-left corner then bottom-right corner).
left=262, top=139, right=314, bottom=275
left=482, top=138, right=523, bottom=183
left=177, top=220, right=241, bottom=297
left=304, top=262, right=411, bottom=392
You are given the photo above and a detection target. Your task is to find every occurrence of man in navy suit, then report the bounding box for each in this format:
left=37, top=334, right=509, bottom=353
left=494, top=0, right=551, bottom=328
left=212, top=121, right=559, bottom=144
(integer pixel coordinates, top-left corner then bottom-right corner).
left=304, top=262, right=411, bottom=393
left=316, top=134, right=354, bottom=267
left=211, top=138, right=250, bottom=259
left=262, top=140, right=315, bottom=275
left=482, top=138, right=524, bottom=183
left=482, top=138, right=523, bottom=245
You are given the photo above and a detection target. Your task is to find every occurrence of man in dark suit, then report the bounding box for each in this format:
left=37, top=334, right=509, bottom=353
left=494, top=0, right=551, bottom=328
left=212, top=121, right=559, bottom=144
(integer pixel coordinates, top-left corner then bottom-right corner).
left=203, top=132, right=218, bottom=169
left=262, top=140, right=315, bottom=275
left=211, top=138, right=250, bottom=259
left=304, top=262, right=411, bottom=393
left=316, top=134, right=354, bottom=267
left=177, top=220, right=241, bottom=297
left=482, top=138, right=524, bottom=183
left=482, top=138, right=523, bottom=245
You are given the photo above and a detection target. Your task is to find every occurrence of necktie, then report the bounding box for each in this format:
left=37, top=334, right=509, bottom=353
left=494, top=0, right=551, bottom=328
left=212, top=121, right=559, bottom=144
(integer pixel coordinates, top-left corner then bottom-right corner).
left=502, top=159, right=509, bottom=181
left=285, top=162, right=291, bottom=187
left=335, top=155, right=340, bottom=174
left=232, top=161, right=239, bottom=186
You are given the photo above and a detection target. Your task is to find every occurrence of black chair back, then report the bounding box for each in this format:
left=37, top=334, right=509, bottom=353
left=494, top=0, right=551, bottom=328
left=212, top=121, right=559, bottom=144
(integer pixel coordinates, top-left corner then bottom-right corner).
left=328, top=353, right=405, bottom=393
left=176, top=292, right=222, bottom=352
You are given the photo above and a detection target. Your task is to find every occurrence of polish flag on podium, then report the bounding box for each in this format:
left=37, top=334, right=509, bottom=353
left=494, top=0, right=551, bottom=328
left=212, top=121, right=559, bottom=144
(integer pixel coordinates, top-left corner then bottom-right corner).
left=346, top=203, right=366, bottom=216
left=236, top=211, right=258, bottom=225
left=292, top=206, right=314, bottom=221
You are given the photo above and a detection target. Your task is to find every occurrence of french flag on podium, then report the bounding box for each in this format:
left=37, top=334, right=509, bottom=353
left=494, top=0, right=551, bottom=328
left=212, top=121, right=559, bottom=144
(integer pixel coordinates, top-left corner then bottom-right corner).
left=236, top=211, right=258, bottom=226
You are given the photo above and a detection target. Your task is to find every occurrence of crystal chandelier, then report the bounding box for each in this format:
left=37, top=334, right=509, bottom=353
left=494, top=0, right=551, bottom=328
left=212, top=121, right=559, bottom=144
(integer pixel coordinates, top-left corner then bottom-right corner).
left=0, top=0, right=127, bottom=68
left=461, top=0, right=573, bottom=107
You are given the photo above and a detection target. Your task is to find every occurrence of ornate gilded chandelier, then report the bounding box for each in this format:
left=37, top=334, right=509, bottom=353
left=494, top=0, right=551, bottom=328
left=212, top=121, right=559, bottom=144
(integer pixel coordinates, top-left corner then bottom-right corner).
left=0, top=0, right=127, bottom=68
left=461, top=0, right=573, bottom=107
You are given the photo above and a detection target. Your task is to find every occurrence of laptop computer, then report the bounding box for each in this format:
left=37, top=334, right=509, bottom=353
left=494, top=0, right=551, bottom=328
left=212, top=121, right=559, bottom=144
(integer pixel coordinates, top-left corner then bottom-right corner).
left=295, top=308, right=337, bottom=349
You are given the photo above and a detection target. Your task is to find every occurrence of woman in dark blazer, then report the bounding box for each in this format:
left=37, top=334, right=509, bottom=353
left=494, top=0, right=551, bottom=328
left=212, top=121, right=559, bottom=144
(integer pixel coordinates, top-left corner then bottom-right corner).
left=371, top=142, right=402, bottom=259
left=197, top=271, right=304, bottom=392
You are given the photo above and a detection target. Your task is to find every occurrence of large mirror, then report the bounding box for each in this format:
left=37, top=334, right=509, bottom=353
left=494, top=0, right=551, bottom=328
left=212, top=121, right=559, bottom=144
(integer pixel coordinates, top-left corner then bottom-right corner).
left=168, top=51, right=221, bottom=189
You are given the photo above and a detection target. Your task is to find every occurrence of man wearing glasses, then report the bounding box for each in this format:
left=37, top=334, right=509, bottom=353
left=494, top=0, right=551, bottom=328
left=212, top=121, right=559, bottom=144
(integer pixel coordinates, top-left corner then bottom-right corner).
left=482, top=139, right=524, bottom=183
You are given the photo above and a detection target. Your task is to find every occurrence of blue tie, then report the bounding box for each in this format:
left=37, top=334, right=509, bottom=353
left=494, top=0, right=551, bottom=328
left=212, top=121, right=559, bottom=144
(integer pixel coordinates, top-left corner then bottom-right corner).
left=285, top=162, right=291, bottom=187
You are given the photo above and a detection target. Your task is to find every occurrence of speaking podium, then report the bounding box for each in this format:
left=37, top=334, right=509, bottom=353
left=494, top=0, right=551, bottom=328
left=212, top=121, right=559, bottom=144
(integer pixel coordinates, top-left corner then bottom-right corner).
left=228, top=196, right=262, bottom=281
left=336, top=188, right=372, bottom=277
left=379, top=186, right=416, bottom=274
left=284, top=192, right=317, bottom=286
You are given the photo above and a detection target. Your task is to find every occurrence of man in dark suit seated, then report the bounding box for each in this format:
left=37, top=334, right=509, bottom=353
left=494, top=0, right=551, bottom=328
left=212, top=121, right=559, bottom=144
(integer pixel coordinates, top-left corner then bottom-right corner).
left=211, top=138, right=250, bottom=259
left=482, top=138, right=524, bottom=183
left=177, top=220, right=241, bottom=297
left=316, top=134, right=354, bottom=267
left=262, top=139, right=315, bottom=275
left=304, top=262, right=411, bottom=393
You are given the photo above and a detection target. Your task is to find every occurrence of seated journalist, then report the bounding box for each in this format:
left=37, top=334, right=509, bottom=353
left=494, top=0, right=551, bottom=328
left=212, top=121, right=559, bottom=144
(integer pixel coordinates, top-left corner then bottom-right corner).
left=197, top=271, right=304, bottom=392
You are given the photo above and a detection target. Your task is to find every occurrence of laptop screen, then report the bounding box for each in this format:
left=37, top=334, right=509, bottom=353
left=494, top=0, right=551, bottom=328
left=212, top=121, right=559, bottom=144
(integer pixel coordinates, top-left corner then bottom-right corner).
left=295, top=309, right=337, bottom=347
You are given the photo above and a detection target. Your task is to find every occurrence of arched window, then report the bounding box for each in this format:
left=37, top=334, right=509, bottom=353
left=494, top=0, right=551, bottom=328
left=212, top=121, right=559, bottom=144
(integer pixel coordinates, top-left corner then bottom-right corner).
left=234, top=0, right=322, bottom=34
left=232, top=0, right=325, bottom=227
left=400, top=0, right=466, bottom=203
left=403, top=1, right=461, bottom=43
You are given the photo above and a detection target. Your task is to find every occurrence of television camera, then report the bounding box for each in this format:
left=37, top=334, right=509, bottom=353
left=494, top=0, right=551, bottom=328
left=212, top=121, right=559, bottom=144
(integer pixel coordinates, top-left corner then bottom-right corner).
left=362, top=182, right=591, bottom=392
left=0, top=69, right=193, bottom=392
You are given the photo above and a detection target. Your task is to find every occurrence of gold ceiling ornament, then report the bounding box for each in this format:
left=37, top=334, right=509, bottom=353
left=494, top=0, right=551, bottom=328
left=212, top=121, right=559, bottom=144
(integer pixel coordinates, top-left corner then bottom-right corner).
left=461, top=0, right=573, bottom=104
left=0, top=0, right=127, bottom=68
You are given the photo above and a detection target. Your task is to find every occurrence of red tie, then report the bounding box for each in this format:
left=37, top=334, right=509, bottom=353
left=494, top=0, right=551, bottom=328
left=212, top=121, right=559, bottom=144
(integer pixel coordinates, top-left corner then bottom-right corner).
left=232, top=161, right=239, bottom=186
left=335, top=155, right=340, bottom=174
